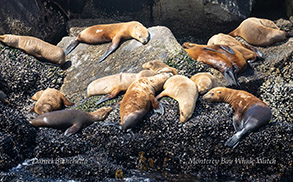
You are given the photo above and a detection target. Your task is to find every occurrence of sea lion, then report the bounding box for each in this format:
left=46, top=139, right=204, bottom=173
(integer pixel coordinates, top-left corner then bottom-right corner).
left=0, top=90, right=9, bottom=104
left=190, top=72, right=218, bottom=94
left=120, top=73, right=173, bottom=131
left=184, top=43, right=247, bottom=74
left=156, top=75, right=198, bottom=122
left=229, top=17, right=292, bottom=46
left=31, top=88, right=74, bottom=115
left=142, top=60, right=178, bottom=75
left=30, top=106, right=112, bottom=136
left=207, top=33, right=262, bottom=62
left=0, top=34, right=65, bottom=65
left=87, top=70, right=155, bottom=105
left=183, top=43, right=239, bottom=86
left=203, top=87, right=271, bottom=148
left=64, top=21, right=150, bottom=62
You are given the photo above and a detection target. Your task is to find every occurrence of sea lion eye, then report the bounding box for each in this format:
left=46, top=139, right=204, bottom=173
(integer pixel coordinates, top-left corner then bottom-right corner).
left=217, top=91, right=221, bottom=94
left=210, top=92, right=214, bottom=96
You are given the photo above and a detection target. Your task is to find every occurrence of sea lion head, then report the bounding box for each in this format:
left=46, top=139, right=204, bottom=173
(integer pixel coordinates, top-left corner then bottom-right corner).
left=203, top=87, right=225, bottom=102
left=131, top=22, right=150, bottom=44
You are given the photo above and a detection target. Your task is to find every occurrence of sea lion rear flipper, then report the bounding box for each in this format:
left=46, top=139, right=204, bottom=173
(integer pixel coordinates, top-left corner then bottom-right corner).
left=240, top=43, right=263, bottom=59
left=64, top=123, right=81, bottom=136
left=0, top=35, right=4, bottom=41
left=225, top=126, right=250, bottom=148
left=223, top=67, right=239, bottom=87
left=30, top=106, right=36, bottom=113
left=98, top=36, right=120, bottom=63
left=155, top=91, right=167, bottom=100
left=150, top=94, right=164, bottom=115
left=219, top=45, right=235, bottom=55
left=60, top=93, right=74, bottom=106
left=64, top=39, right=80, bottom=56
left=3, top=99, right=9, bottom=105
left=32, top=90, right=44, bottom=100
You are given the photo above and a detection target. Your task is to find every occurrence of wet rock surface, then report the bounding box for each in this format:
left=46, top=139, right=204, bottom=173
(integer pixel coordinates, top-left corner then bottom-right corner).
left=0, top=0, right=67, bottom=44
left=0, top=20, right=292, bottom=181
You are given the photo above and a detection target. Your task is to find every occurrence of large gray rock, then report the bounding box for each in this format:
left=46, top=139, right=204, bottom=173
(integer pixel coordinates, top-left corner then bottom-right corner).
left=58, top=26, right=211, bottom=102
left=0, top=0, right=66, bottom=43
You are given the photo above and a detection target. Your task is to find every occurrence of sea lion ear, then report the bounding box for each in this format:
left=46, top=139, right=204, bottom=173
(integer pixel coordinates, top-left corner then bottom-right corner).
left=217, top=91, right=221, bottom=94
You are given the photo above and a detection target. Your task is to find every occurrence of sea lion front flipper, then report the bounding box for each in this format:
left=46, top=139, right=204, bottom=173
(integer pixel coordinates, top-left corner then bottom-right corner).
left=98, top=36, right=121, bottom=63
left=60, top=93, right=74, bottom=106
left=219, top=45, right=235, bottom=55
left=96, top=88, right=121, bottom=106
left=203, top=47, right=221, bottom=54
left=0, top=35, right=4, bottom=41
left=31, top=90, right=44, bottom=100
left=156, top=91, right=167, bottom=100
left=64, top=123, right=81, bottom=136
left=64, top=39, right=80, bottom=56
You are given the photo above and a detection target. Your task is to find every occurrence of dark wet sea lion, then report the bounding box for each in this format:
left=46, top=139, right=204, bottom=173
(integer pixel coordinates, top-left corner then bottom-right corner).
left=30, top=106, right=112, bottom=136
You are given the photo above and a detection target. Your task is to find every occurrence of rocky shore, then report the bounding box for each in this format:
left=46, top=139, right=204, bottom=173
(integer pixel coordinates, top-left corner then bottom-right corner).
left=0, top=18, right=292, bottom=181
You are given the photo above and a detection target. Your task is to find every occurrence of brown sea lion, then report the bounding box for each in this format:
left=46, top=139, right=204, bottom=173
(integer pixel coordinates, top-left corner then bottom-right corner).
left=31, top=88, right=74, bottom=115
left=142, top=60, right=178, bottom=75
left=190, top=72, right=218, bottom=94
left=156, top=75, right=198, bottom=122
left=0, top=90, right=9, bottom=104
left=183, top=43, right=239, bottom=86
left=203, top=87, right=271, bottom=148
left=120, top=73, right=173, bottom=131
left=207, top=33, right=262, bottom=62
left=30, top=106, right=112, bottom=136
left=87, top=70, right=155, bottom=105
left=64, top=21, right=150, bottom=62
left=229, top=17, right=292, bottom=46
left=0, top=34, right=65, bottom=65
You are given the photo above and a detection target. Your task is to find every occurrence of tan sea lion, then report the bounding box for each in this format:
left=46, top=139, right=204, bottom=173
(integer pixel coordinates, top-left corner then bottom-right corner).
left=120, top=73, right=173, bottom=131
left=0, top=34, right=65, bottom=65
left=30, top=106, right=112, bottom=136
left=190, top=72, right=218, bottom=94
left=203, top=87, right=272, bottom=148
left=229, top=17, right=293, bottom=46
left=183, top=43, right=239, bottom=86
left=156, top=75, right=198, bottom=122
left=142, top=60, right=178, bottom=75
left=64, top=21, right=150, bottom=62
left=0, top=90, right=9, bottom=104
left=31, top=88, right=74, bottom=115
left=87, top=70, right=155, bottom=105
left=207, top=33, right=262, bottom=62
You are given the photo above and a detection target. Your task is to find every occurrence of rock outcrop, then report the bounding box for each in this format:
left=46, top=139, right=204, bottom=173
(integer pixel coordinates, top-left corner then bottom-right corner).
left=0, top=0, right=67, bottom=44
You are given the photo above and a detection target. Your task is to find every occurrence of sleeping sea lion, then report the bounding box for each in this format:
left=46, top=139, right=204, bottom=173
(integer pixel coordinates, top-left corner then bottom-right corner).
left=142, top=60, right=178, bottom=75
left=87, top=70, right=155, bottom=105
left=156, top=75, right=198, bottom=122
left=30, top=106, right=112, bottom=136
left=64, top=21, right=150, bottom=62
left=229, top=17, right=293, bottom=46
left=0, top=34, right=65, bottom=65
left=183, top=43, right=239, bottom=86
left=207, top=33, right=262, bottom=62
left=203, top=87, right=272, bottom=148
left=190, top=72, right=218, bottom=94
left=120, top=73, right=173, bottom=131
left=31, top=88, right=74, bottom=115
